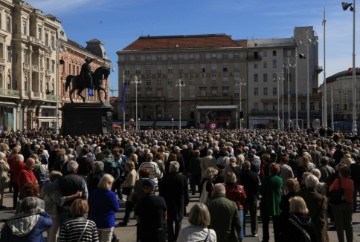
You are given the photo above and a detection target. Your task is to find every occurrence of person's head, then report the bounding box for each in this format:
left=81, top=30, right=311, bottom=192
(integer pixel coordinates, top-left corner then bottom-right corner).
left=49, top=170, right=62, bottom=182
left=16, top=154, right=25, bottom=162
left=146, top=152, right=153, bottom=162
left=21, top=197, right=40, bottom=214
left=25, top=158, right=35, bottom=170
left=242, top=160, right=251, bottom=171
left=207, top=149, right=213, bottom=156
left=310, top=168, right=321, bottom=179
left=229, top=156, right=237, bottom=164
left=70, top=199, right=89, bottom=217
left=224, top=172, right=237, bottom=185
left=188, top=203, right=211, bottom=227
left=284, top=178, right=300, bottom=194
left=93, top=161, right=104, bottom=173
left=138, top=168, right=150, bottom=178
left=194, top=150, right=200, bottom=157
left=21, top=183, right=40, bottom=198
left=203, top=167, right=218, bottom=179
left=169, top=161, right=180, bottom=173
left=142, top=179, right=156, bottom=193
left=211, top=183, right=226, bottom=197
left=289, top=196, right=309, bottom=215
left=269, top=163, right=280, bottom=175
left=98, top=174, right=114, bottom=190
left=67, top=160, right=79, bottom=173
left=320, top=156, right=330, bottom=166
left=126, top=161, right=135, bottom=170
left=304, top=174, right=319, bottom=190
left=0, top=152, right=5, bottom=161
left=338, top=165, right=351, bottom=178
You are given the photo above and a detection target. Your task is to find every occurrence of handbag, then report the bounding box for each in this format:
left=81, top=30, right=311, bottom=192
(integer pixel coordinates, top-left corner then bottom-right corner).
left=329, top=178, right=346, bottom=205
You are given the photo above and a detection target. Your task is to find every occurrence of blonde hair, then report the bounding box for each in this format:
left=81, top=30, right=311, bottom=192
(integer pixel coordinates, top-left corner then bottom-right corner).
left=188, top=203, right=211, bottom=226
left=98, top=174, right=114, bottom=190
left=203, top=167, right=218, bottom=179
left=289, top=196, right=309, bottom=215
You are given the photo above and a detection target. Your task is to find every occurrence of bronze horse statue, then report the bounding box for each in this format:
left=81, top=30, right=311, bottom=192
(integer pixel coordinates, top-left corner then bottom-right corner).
left=65, top=66, right=111, bottom=103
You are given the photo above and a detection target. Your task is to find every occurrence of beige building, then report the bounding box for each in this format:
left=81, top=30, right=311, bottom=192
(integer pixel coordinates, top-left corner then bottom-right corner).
left=0, top=0, right=110, bottom=131
left=117, top=27, right=322, bottom=129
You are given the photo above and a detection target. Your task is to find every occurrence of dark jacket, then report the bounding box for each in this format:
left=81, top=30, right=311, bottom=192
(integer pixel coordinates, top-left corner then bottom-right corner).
left=208, top=194, right=241, bottom=242
left=260, top=175, right=283, bottom=216
left=282, top=214, right=318, bottom=242
left=159, top=172, right=189, bottom=221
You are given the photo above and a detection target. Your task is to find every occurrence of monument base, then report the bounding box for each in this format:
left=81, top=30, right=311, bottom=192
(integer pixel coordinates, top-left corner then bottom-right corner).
left=61, top=103, right=113, bottom=136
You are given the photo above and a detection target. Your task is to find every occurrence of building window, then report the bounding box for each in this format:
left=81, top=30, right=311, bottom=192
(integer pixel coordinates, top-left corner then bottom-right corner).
left=38, top=27, right=42, bottom=40
left=6, top=16, right=10, bottom=32
left=178, top=54, right=184, bottom=60
left=157, top=80, right=161, bottom=86
left=222, top=79, right=228, bottom=86
left=189, top=54, right=195, bottom=59
left=145, top=55, right=152, bottom=60
left=146, top=80, right=151, bottom=86
left=167, top=68, right=173, bottom=74
left=211, top=79, right=216, bottom=85
left=24, top=49, right=29, bottom=64
left=254, top=102, right=259, bottom=111
left=146, top=68, right=151, bottom=74
left=178, top=68, right=183, bottom=73
left=233, top=65, right=239, bottom=72
left=301, top=102, right=306, bottom=111
left=234, top=53, right=239, bottom=59
left=263, top=74, right=268, bottom=82
left=223, top=53, right=228, bottom=59
left=262, top=51, right=267, bottom=57
left=157, top=68, right=161, bottom=74
left=51, top=60, right=55, bottom=73
left=223, top=65, right=228, bottom=72
left=211, top=53, right=217, bottom=59
left=200, top=87, right=206, bottom=96
left=310, top=102, right=315, bottom=111
left=273, top=87, right=277, bottom=96
left=211, top=87, right=217, bottom=96
left=273, top=102, right=277, bottom=111
left=7, top=46, right=11, bottom=62
left=254, top=87, right=258, bottom=96
left=146, top=88, right=151, bottom=96
left=263, top=62, right=267, bottom=69
left=254, top=74, right=258, bottom=82
left=222, top=87, right=229, bottom=96
left=254, top=63, right=258, bottom=69
left=22, top=20, right=27, bottom=35
left=272, top=60, right=277, bottom=68
left=273, top=73, right=277, bottom=82
left=167, top=80, right=172, bottom=86
left=135, top=69, right=141, bottom=74
left=263, top=87, right=268, bottom=96
left=273, top=50, right=277, bottom=56
left=264, top=103, right=269, bottom=111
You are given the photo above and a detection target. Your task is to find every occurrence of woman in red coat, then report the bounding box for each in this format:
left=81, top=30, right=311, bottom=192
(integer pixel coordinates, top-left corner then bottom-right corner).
left=224, top=171, right=247, bottom=241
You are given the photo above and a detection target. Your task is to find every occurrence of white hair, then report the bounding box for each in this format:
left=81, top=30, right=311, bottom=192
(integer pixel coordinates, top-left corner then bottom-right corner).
left=304, top=174, right=319, bottom=190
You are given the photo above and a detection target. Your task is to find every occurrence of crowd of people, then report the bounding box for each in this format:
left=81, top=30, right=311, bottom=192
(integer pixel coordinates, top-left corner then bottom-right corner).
left=0, top=127, right=358, bottom=242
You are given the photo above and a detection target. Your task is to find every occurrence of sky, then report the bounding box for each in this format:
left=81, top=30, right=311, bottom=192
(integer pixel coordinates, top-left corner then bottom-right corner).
left=26, top=0, right=359, bottom=93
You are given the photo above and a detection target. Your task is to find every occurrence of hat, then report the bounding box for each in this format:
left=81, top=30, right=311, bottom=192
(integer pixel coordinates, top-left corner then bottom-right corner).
left=142, top=179, right=156, bottom=188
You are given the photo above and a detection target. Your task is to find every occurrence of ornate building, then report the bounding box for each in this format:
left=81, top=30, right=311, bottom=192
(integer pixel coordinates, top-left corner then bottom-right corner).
left=0, top=0, right=110, bottom=131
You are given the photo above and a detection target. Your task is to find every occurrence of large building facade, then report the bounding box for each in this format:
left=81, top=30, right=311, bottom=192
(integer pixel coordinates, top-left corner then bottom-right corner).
left=117, top=27, right=321, bottom=129
left=0, top=0, right=110, bottom=131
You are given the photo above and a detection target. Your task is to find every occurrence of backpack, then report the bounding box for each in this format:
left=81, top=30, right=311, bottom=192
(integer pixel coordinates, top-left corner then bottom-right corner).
left=103, top=158, right=121, bottom=181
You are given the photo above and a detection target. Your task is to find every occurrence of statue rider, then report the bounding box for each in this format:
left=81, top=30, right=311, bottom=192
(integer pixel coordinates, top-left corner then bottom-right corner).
left=80, top=57, right=94, bottom=88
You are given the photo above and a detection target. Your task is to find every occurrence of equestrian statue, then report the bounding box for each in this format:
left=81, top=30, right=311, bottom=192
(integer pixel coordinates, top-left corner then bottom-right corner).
left=65, top=57, right=111, bottom=103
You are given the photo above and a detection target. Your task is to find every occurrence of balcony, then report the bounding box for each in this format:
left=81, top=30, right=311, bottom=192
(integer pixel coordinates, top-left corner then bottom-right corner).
left=0, top=88, right=20, bottom=97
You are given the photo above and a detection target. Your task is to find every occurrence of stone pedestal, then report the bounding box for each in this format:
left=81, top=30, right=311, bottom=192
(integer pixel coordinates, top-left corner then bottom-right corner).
left=61, top=103, right=113, bottom=136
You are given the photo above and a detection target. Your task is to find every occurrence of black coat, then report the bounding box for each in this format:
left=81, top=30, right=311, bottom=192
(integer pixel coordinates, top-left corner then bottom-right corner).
left=159, top=172, right=189, bottom=221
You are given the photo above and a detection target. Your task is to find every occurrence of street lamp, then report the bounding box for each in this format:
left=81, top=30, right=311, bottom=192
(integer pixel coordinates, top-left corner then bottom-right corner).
left=55, top=42, right=66, bottom=134
left=342, top=1, right=357, bottom=135
left=138, top=118, right=141, bottom=130
left=171, top=117, right=174, bottom=130
left=237, top=80, right=246, bottom=129
left=274, top=74, right=281, bottom=129
left=285, top=58, right=295, bottom=129
left=322, top=9, right=328, bottom=129
left=176, top=79, right=185, bottom=129
left=131, top=75, right=141, bottom=130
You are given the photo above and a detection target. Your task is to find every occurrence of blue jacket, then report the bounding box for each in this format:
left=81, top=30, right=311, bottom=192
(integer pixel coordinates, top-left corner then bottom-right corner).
left=0, top=212, right=52, bottom=242
left=88, top=188, right=120, bottom=228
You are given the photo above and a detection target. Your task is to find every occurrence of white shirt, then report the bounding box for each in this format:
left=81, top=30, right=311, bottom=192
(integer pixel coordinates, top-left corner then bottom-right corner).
left=177, top=226, right=217, bottom=242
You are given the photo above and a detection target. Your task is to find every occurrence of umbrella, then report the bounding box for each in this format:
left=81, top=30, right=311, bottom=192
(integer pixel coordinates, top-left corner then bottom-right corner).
left=112, top=124, right=121, bottom=129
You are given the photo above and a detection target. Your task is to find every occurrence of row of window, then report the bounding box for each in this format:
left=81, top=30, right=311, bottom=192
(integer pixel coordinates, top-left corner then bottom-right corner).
left=253, top=73, right=292, bottom=82
left=252, top=102, right=315, bottom=111
left=126, top=65, right=241, bottom=75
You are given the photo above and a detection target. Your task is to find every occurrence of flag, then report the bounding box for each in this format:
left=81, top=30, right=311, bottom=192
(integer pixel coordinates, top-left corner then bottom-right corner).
left=121, top=82, right=127, bottom=112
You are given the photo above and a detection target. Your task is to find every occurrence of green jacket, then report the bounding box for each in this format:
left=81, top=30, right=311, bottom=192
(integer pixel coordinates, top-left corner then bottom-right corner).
left=208, top=194, right=240, bottom=242
left=260, top=174, right=283, bottom=216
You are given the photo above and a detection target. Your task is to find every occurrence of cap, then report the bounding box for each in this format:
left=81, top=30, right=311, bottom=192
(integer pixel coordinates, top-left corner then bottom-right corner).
left=142, top=179, right=156, bottom=188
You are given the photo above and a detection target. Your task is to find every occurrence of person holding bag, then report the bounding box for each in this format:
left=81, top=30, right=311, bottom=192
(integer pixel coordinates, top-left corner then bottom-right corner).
left=328, top=165, right=354, bottom=242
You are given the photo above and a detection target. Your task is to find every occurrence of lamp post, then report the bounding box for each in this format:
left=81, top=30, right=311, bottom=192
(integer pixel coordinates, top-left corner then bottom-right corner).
left=238, top=81, right=246, bottom=129
left=171, top=117, right=174, bottom=130
left=286, top=58, right=295, bottom=129
left=176, top=79, right=185, bottom=129
left=55, top=41, right=66, bottom=134
left=322, top=9, right=328, bottom=129
left=138, top=118, right=141, bottom=130
left=281, top=67, right=285, bottom=129
left=132, top=75, right=141, bottom=130
left=276, top=74, right=281, bottom=129
left=331, top=86, right=334, bottom=130
left=342, top=1, right=357, bottom=135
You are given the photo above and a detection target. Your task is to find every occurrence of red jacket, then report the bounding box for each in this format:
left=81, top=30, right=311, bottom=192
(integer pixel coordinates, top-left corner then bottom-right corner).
left=17, top=169, right=38, bottom=193
left=225, top=184, right=247, bottom=210
left=9, top=159, right=25, bottom=184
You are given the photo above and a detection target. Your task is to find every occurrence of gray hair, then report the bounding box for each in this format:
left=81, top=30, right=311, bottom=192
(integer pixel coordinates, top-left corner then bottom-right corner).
left=212, top=183, right=226, bottom=196
left=207, top=149, right=213, bottom=156
left=93, top=161, right=104, bottom=172
left=0, top=152, right=5, bottom=160
left=16, top=154, right=25, bottom=162
left=225, top=172, right=237, bottom=184
left=169, top=161, right=180, bottom=173
left=304, top=174, right=319, bottom=190
left=67, top=160, right=79, bottom=173
left=310, top=168, right=321, bottom=179
left=21, top=197, right=39, bottom=213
